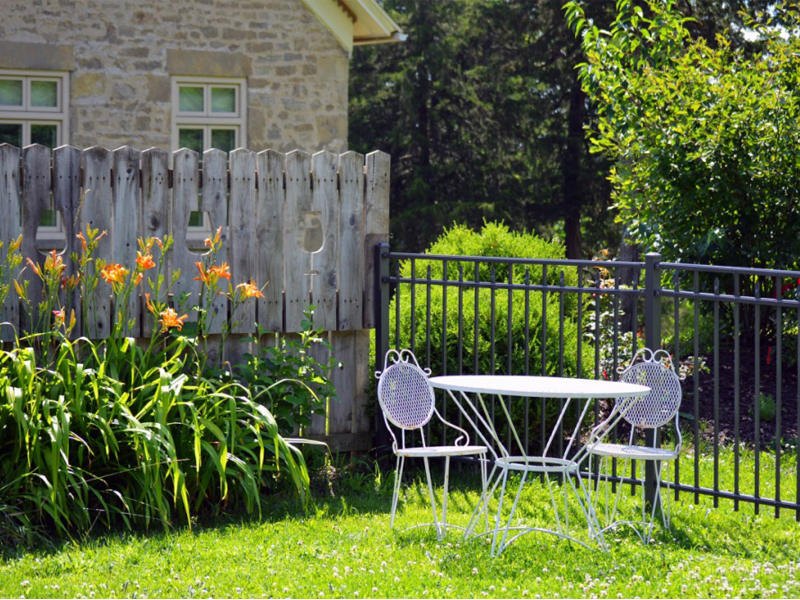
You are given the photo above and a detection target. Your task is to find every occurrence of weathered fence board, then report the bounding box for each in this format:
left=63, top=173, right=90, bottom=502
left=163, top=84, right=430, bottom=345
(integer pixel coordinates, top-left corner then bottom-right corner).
left=0, top=145, right=21, bottom=341
left=1, top=143, right=391, bottom=454
left=113, top=146, right=141, bottom=337
left=171, top=148, right=201, bottom=327
left=201, top=148, right=228, bottom=336
left=284, top=150, right=313, bottom=331
left=312, top=150, right=339, bottom=331
left=338, top=151, right=365, bottom=331
left=363, top=150, right=390, bottom=329
left=229, top=149, right=257, bottom=334
left=140, top=147, right=170, bottom=337
left=82, top=146, right=114, bottom=338
left=256, top=149, right=284, bottom=333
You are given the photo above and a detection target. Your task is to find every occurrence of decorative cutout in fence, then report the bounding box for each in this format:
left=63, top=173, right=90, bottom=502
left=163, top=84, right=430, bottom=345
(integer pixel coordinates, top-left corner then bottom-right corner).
left=0, top=143, right=390, bottom=452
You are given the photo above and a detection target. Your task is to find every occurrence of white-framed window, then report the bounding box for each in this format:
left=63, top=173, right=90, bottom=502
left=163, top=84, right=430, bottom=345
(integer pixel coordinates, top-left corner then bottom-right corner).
left=171, top=77, right=246, bottom=231
left=0, top=69, right=70, bottom=244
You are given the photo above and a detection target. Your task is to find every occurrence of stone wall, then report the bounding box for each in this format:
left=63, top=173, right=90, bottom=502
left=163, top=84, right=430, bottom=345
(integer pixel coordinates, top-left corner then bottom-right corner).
left=0, top=0, right=350, bottom=152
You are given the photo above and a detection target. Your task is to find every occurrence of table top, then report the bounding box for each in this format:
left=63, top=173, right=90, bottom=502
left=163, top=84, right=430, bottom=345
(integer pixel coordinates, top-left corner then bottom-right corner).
left=428, top=374, right=650, bottom=399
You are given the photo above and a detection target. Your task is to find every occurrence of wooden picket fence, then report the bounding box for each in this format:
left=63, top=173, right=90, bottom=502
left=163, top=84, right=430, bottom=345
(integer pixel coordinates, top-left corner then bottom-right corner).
left=0, top=143, right=390, bottom=452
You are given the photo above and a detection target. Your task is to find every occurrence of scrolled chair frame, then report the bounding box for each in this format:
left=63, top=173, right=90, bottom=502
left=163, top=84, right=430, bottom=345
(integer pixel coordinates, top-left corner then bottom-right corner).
left=376, top=349, right=488, bottom=539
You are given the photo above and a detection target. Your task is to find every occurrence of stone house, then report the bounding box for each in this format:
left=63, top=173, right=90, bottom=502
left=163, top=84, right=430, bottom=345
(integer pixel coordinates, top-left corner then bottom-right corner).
left=0, top=0, right=402, bottom=155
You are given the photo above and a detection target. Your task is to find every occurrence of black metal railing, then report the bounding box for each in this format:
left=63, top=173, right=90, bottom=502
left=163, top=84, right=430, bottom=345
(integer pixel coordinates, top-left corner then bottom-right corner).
left=374, top=244, right=800, bottom=520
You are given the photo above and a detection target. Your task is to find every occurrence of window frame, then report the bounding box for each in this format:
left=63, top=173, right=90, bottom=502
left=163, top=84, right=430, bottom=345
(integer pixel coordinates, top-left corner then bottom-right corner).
left=170, top=76, right=247, bottom=151
left=0, top=69, right=70, bottom=248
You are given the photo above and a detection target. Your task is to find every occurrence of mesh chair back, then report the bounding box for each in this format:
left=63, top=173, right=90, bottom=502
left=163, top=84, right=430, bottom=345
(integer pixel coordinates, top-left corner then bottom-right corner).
left=617, top=352, right=682, bottom=428
left=378, top=356, right=436, bottom=430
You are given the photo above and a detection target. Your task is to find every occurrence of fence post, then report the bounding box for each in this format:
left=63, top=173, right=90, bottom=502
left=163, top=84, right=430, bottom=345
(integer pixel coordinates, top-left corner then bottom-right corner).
left=374, top=242, right=392, bottom=452
left=644, top=252, right=662, bottom=511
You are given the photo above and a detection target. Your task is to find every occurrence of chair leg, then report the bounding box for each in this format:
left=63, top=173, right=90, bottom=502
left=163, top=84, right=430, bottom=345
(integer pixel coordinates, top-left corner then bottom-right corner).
left=422, top=456, right=442, bottom=539
left=441, top=456, right=451, bottom=539
left=390, top=455, right=405, bottom=529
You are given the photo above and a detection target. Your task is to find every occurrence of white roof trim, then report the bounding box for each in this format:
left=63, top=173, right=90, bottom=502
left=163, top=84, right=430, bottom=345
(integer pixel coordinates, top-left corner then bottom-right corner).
left=299, top=0, right=405, bottom=53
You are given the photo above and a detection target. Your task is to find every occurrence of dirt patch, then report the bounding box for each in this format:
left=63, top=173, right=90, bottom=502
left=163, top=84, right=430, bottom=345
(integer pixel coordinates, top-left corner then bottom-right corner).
left=682, top=349, right=799, bottom=448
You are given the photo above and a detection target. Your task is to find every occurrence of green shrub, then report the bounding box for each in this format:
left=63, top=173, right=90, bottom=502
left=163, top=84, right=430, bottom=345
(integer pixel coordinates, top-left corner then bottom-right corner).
left=238, top=310, right=337, bottom=436
left=389, top=222, right=592, bottom=450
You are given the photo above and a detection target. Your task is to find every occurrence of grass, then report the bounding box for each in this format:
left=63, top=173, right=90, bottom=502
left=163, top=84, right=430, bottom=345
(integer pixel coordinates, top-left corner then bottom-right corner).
left=2, top=450, right=800, bottom=599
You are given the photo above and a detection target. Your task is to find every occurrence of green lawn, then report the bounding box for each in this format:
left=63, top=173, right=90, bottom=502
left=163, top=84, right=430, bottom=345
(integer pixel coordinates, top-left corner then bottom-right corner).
left=2, top=452, right=800, bottom=599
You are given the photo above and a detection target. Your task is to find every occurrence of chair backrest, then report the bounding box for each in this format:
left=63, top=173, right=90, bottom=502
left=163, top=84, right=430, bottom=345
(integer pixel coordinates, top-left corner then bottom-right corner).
left=377, top=349, right=435, bottom=430
left=617, top=348, right=682, bottom=429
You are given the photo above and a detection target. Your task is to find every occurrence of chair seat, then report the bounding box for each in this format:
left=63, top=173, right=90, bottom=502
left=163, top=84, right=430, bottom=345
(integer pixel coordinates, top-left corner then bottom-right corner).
left=588, top=443, right=678, bottom=461
left=396, top=445, right=487, bottom=458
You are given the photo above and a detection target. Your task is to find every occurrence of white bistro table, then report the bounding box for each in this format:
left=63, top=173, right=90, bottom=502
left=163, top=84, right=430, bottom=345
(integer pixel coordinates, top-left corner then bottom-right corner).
left=428, top=375, right=650, bottom=555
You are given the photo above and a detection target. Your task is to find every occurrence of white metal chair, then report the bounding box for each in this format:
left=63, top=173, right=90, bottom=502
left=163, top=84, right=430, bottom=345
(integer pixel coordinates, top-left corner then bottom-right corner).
left=376, top=349, right=488, bottom=540
left=586, top=347, right=683, bottom=543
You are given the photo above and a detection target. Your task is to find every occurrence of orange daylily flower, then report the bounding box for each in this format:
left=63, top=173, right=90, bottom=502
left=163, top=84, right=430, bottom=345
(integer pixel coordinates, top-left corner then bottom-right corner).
left=9, top=235, right=22, bottom=253
left=136, top=251, right=156, bottom=270
left=159, top=307, right=188, bottom=332
left=145, top=293, right=156, bottom=315
left=208, top=262, right=231, bottom=280
left=236, top=280, right=264, bottom=299
left=194, top=262, right=209, bottom=285
left=25, top=257, right=41, bottom=277
left=101, top=263, right=129, bottom=286
left=194, top=261, right=231, bottom=286
left=76, top=231, right=88, bottom=253
left=204, top=226, right=223, bottom=249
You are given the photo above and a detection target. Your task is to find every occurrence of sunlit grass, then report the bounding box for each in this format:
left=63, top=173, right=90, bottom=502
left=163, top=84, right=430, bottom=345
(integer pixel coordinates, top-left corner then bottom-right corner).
left=2, top=450, right=799, bottom=599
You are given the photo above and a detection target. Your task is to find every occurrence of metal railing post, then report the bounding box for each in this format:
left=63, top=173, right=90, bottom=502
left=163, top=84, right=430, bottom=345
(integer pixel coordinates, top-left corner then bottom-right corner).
left=375, top=242, right=392, bottom=452
left=644, top=252, right=662, bottom=510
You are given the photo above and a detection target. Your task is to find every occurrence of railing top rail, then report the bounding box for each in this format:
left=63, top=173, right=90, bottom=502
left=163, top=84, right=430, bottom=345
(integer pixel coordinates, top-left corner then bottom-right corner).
left=386, top=251, right=645, bottom=270
left=661, top=261, right=800, bottom=279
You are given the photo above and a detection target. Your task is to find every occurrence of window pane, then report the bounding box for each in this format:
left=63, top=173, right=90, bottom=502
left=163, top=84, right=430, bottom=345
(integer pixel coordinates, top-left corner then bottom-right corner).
left=31, top=124, right=58, bottom=148
left=211, top=128, right=236, bottom=152
left=31, top=80, right=58, bottom=108
left=0, top=123, right=22, bottom=146
left=0, top=79, right=23, bottom=106
left=210, top=87, right=236, bottom=113
left=179, top=128, right=204, bottom=154
left=179, top=86, right=204, bottom=112
left=40, top=209, right=58, bottom=227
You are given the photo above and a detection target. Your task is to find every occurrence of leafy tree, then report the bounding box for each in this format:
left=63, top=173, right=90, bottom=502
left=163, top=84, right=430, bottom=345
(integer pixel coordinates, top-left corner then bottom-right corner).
left=349, top=0, right=615, bottom=256
left=565, top=0, right=800, bottom=272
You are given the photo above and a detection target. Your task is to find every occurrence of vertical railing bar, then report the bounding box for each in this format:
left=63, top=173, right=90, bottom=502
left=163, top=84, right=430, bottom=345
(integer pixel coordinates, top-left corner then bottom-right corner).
left=577, top=267, right=584, bottom=379
left=558, top=270, right=565, bottom=459
left=457, top=265, right=464, bottom=433
left=490, top=266, right=497, bottom=435
left=457, top=265, right=464, bottom=374
left=734, top=273, right=741, bottom=511
left=425, top=264, right=432, bottom=446
left=442, top=259, right=448, bottom=377
left=673, top=270, right=681, bottom=502
left=775, top=275, right=782, bottom=518
left=410, top=258, right=417, bottom=356
left=755, top=278, right=761, bottom=515
left=394, top=261, right=401, bottom=350
left=426, top=265, right=432, bottom=369
left=713, top=277, right=720, bottom=507
left=441, top=259, right=448, bottom=445
left=796, top=296, right=800, bottom=522
left=541, top=265, right=548, bottom=456
left=474, top=262, right=480, bottom=376
left=594, top=270, right=602, bottom=445
left=524, top=268, right=531, bottom=453
left=613, top=271, right=620, bottom=378
left=693, top=270, right=700, bottom=504
left=507, top=263, right=514, bottom=452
